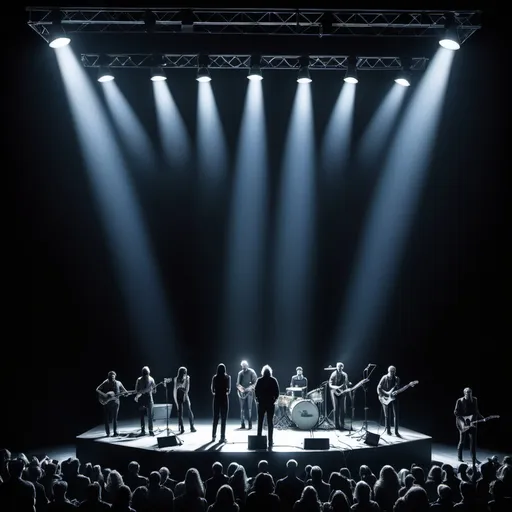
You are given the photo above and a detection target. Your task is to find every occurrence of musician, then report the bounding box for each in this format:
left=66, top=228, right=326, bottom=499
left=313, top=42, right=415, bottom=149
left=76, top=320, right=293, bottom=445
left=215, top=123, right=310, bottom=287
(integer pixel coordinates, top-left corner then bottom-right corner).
left=173, top=367, right=196, bottom=434
left=237, top=360, right=258, bottom=429
left=329, top=362, right=349, bottom=430
left=211, top=363, right=231, bottom=442
left=255, top=364, right=280, bottom=449
left=377, top=366, right=400, bottom=437
left=290, top=367, right=308, bottom=398
left=454, top=387, right=484, bottom=463
left=96, top=371, right=128, bottom=437
left=135, top=366, right=156, bottom=436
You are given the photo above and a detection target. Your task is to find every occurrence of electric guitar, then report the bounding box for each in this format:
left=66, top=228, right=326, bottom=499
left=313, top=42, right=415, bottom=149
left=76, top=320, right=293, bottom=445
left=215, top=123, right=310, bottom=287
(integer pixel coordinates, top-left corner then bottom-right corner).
left=134, top=378, right=171, bottom=402
left=237, top=383, right=255, bottom=399
left=378, top=380, right=419, bottom=406
left=98, top=390, right=136, bottom=405
left=456, top=415, right=499, bottom=433
left=332, top=378, right=370, bottom=397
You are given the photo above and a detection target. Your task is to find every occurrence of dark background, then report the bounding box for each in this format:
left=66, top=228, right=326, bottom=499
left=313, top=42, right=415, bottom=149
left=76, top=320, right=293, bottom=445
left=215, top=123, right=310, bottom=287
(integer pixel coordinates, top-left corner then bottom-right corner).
left=6, top=4, right=508, bottom=454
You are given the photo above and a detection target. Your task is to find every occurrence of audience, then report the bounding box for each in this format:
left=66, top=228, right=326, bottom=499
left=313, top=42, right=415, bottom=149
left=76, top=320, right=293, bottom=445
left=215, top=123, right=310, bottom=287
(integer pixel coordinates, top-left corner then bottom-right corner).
left=0, top=445, right=510, bottom=512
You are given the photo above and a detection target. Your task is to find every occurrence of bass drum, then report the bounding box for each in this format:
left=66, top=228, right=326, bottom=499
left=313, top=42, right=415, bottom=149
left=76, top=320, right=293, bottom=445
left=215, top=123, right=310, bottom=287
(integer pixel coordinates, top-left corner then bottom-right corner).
left=288, top=399, right=319, bottom=430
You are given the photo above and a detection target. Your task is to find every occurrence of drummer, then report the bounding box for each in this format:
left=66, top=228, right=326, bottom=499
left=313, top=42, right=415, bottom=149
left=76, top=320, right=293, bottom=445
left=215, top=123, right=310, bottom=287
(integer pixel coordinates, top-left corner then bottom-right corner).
left=289, top=366, right=308, bottom=398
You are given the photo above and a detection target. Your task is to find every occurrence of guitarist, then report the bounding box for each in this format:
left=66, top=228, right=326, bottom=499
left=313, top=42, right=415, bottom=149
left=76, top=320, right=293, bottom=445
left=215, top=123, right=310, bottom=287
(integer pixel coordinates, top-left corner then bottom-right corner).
left=377, top=366, right=401, bottom=437
left=134, top=366, right=157, bottom=436
left=96, top=371, right=128, bottom=437
left=236, top=360, right=258, bottom=429
left=454, top=387, right=484, bottom=463
left=329, top=362, right=350, bottom=430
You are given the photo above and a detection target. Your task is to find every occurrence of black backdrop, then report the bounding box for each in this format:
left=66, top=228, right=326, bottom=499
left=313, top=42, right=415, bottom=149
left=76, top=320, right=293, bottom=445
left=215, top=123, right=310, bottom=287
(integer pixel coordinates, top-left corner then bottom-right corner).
left=6, top=6, right=508, bottom=454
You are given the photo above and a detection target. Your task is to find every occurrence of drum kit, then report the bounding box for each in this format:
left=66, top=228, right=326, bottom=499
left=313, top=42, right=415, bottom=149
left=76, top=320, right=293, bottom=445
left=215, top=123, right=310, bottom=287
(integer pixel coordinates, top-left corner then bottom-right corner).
left=273, top=366, right=338, bottom=431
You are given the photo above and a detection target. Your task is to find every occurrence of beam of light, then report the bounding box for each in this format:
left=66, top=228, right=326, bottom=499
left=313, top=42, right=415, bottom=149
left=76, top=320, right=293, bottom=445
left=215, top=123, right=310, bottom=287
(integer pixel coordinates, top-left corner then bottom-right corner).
left=335, top=48, right=455, bottom=359
left=223, top=80, right=268, bottom=349
left=152, top=81, right=191, bottom=171
left=320, top=82, right=356, bottom=177
left=355, top=83, right=407, bottom=170
left=196, top=81, right=228, bottom=186
left=54, top=46, right=176, bottom=364
left=101, top=80, right=156, bottom=170
left=272, top=84, right=316, bottom=350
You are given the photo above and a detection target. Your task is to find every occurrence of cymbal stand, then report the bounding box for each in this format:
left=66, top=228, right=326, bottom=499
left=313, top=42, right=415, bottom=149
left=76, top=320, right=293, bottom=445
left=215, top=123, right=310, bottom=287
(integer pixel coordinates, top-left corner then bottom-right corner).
left=317, top=382, right=336, bottom=429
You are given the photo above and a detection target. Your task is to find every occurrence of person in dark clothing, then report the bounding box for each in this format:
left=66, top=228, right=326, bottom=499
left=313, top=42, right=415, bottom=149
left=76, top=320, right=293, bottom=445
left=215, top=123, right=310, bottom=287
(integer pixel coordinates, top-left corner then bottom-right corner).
left=0, top=458, right=36, bottom=512
left=329, top=362, right=350, bottom=430
left=47, top=480, right=77, bottom=511
left=377, top=366, right=400, bottom=437
left=77, top=482, right=110, bottom=511
left=454, top=387, right=484, bottom=463
left=134, top=366, right=157, bottom=436
left=205, top=462, right=229, bottom=505
left=255, top=364, right=280, bottom=449
left=211, top=364, right=231, bottom=442
left=173, top=367, right=196, bottom=434
left=275, top=459, right=304, bottom=512
left=289, top=367, right=308, bottom=398
left=96, top=371, right=129, bottom=437
left=236, top=360, right=258, bottom=429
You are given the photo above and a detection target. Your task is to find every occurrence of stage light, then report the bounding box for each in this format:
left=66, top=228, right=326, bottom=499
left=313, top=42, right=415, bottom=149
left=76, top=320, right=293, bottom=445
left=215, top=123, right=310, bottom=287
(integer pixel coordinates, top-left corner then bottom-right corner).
left=150, top=67, right=166, bottom=81
left=395, top=70, right=411, bottom=87
left=344, top=58, right=358, bottom=84
left=439, top=13, right=460, bottom=50
left=297, top=66, right=312, bottom=83
left=248, top=56, right=263, bottom=80
left=196, top=66, right=211, bottom=82
left=97, top=67, right=114, bottom=82
left=48, top=24, right=70, bottom=48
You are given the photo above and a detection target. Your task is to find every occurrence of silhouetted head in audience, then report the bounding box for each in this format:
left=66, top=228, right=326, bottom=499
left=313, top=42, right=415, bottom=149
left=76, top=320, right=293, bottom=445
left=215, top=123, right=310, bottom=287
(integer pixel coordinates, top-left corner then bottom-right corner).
left=7, top=458, right=25, bottom=479
left=403, top=486, right=429, bottom=512
left=128, top=461, right=140, bottom=474
left=286, top=459, right=298, bottom=476
left=410, top=465, right=425, bottom=486
left=53, top=480, right=68, bottom=502
left=329, top=490, right=350, bottom=512
left=148, top=471, right=161, bottom=488
left=253, top=472, right=274, bottom=495
left=437, top=484, right=452, bottom=503
left=310, top=465, right=323, bottom=483
left=258, top=460, right=269, bottom=473
left=184, top=467, right=205, bottom=497
left=212, top=461, right=223, bottom=476
left=354, top=481, right=372, bottom=504
left=216, top=364, right=226, bottom=376
left=215, top=484, right=236, bottom=507
left=106, top=470, right=124, bottom=491
left=113, top=485, right=132, bottom=507
left=427, top=465, right=444, bottom=483
left=404, top=474, right=415, bottom=490
left=479, top=461, right=497, bottom=481
left=86, top=482, right=102, bottom=502
left=459, top=481, right=476, bottom=503
left=300, top=485, right=321, bottom=506
left=227, top=462, right=239, bottom=478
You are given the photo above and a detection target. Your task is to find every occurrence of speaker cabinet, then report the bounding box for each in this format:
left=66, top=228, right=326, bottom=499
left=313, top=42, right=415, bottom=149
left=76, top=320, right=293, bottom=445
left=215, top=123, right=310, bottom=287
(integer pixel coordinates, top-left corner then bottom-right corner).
left=157, top=435, right=180, bottom=448
left=364, top=431, right=380, bottom=446
left=248, top=435, right=268, bottom=450
left=304, top=438, right=330, bottom=450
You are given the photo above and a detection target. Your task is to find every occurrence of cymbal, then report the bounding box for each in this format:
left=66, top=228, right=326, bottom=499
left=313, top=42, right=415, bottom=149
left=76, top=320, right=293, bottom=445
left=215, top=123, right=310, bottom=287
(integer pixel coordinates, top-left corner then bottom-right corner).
left=286, top=387, right=305, bottom=391
left=324, top=367, right=336, bottom=370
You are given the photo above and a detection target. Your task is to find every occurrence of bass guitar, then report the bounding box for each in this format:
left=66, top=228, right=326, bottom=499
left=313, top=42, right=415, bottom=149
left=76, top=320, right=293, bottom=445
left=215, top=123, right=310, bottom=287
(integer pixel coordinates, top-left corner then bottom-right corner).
left=332, top=378, right=370, bottom=397
left=134, top=378, right=171, bottom=402
left=237, top=384, right=255, bottom=400
left=378, top=380, right=419, bottom=406
left=98, top=390, right=136, bottom=406
left=456, top=415, right=499, bottom=433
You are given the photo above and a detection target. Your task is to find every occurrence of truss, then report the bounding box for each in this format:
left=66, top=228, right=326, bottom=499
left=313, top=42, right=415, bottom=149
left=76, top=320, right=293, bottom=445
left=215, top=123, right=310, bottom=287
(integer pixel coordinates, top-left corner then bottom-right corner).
left=81, top=54, right=428, bottom=71
left=27, top=8, right=481, bottom=45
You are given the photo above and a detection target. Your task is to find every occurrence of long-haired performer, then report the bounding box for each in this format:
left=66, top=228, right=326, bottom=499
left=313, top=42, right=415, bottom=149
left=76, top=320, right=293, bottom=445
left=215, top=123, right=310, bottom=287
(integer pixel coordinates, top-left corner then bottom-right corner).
left=173, top=367, right=196, bottom=434
left=255, top=364, right=280, bottom=449
left=134, top=366, right=156, bottom=436
left=236, top=360, right=258, bottom=429
left=211, top=363, right=231, bottom=442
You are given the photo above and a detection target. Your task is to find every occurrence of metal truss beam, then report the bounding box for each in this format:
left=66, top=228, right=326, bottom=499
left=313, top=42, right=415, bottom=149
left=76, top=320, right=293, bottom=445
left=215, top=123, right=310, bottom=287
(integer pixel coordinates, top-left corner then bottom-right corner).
left=81, top=54, right=428, bottom=71
left=27, top=8, right=481, bottom=45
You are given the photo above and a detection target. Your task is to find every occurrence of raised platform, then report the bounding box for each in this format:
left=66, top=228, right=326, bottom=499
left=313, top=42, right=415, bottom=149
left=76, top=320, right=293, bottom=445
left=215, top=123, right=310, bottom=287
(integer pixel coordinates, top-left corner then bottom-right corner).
left=76, top=419, right=431, bottom=477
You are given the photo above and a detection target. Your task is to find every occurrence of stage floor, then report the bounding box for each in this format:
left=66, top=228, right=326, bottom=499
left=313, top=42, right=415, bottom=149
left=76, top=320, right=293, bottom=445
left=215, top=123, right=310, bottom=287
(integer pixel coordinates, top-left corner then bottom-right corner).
left=75, top=419, right=432, bottom=476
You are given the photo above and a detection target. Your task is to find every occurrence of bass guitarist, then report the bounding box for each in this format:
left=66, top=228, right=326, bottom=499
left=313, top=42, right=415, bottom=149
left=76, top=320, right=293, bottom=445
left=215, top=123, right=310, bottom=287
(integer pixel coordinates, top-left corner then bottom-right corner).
left=377, top=366, right=401, bottom=437
left=236, top=360, right=257, bottom=429
left=329, top=362, right=350, bottom=430
left=96, top=371, right=129, bottom=437
left=135, top=366, right=157, bottom=436
left=454, top=387, right=484, bottom=463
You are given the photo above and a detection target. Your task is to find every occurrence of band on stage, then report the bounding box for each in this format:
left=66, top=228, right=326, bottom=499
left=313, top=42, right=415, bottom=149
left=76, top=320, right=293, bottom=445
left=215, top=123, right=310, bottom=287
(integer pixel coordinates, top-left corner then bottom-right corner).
left=96, top=361, right=494, bottom=459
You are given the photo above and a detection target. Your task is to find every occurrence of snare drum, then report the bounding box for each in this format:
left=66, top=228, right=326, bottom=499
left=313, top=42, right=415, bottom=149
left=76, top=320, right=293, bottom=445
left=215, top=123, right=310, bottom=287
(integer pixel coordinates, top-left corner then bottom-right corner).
left=277, top=394, right=295, bottom=408
left=287, top=399, right=319, bottom=430
left=306, top=388, right=324, bottom=403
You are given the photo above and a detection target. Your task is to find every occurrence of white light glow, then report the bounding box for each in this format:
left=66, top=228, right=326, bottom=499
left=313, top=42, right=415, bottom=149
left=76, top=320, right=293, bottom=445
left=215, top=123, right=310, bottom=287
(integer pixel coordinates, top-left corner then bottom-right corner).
left=344, top=76, right=358, bottom=84
left=297, top=77, right=312, bottom=84
left=248, top=74, right=263, bottom=81
left=150, top=75, right=166, bottom=82
left=98, top=74, right=114, bottom=83
left=395, top=78, right=410, bottom=87
left=439, top=38, right=460, bottom=50
left=196, top=75, right=212, bottom=82
left=49, top=37, right=70, bottom=49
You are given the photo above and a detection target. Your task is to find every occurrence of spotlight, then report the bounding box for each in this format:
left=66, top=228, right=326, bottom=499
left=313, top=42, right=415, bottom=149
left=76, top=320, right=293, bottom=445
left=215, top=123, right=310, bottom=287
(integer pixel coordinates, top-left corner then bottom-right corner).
left=248, top=56, right=263, bottom=81
left=196, top=66, right=211, bottom=82
left=439, top=13, right=460, bottom=50
left=395, top=67, right=411, bottom=87
left=48, top=23, right=70, bottom=48
left=344, top=59, right=358, bottom=83
left=150, top=67, right=166, bottom=81
left=297, top=66, right=312, bottom=83
left=97, top=66, right=114, bottom=82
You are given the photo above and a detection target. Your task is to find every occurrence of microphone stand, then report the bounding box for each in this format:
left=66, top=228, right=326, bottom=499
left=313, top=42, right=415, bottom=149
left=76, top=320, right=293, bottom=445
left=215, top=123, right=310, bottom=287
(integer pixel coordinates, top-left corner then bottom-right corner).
left=355, top=365, right=376, bottom=440
left=162, top=378, right=182, bottom=445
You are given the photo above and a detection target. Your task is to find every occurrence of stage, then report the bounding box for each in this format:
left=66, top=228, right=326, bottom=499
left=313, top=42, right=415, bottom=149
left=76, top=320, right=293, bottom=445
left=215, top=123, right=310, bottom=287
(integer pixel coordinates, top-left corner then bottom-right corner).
left=76, top=418, right=432, bottom=477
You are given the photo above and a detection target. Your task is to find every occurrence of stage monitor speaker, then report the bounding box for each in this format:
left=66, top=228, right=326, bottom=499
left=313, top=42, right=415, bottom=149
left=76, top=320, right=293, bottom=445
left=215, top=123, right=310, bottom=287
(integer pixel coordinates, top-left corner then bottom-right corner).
left=157, top=435, right=180, bottom=448
left=364, top=431, right=380, bottom=446
left=153, top=404, right=172, bottom=421
left=248, top=435, right=267, bottom=450
left=304, top=438, right=330, bottom=450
